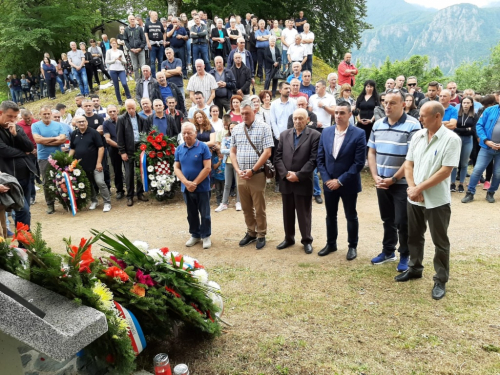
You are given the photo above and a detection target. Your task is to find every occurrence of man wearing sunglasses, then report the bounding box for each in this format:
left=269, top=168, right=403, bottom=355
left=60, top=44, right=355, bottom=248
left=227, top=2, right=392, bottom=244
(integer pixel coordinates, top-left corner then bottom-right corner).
left=407, top=76, right=425, bottom=107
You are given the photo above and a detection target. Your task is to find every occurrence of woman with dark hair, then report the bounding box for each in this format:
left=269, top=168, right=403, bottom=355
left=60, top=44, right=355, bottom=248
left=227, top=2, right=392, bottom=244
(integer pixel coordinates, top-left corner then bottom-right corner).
left=450, top=96, right=478, bottom=193
left=88, top=39, right=112, bottom=87
left=373, top=92, right=386, bottom=122
left=259, top=90, right=272, bottom=122
left=193, top=110, right=216, bottom=147
left=404, top=94, right=420, bottom=119
left=209, top=105, right=223, bottom=132
left=228, top=95, right=243, bottom=122
left=41, top=56, right=57, bottom=99
left=355, top=79, right=379, bottom=144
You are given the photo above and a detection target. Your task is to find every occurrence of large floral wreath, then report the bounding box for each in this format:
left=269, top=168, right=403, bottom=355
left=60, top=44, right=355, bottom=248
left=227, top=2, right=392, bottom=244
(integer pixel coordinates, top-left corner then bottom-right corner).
left=0, top=224, right=223, bottom=374
left=135, top=128, right=179, bottom=201
left=45, top=151, right=91, bottom=212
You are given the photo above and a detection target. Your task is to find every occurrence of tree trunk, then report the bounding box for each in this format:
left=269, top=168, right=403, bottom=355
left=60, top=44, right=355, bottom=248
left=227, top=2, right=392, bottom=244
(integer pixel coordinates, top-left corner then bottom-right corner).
left=167, top=0, right=181, bottom=16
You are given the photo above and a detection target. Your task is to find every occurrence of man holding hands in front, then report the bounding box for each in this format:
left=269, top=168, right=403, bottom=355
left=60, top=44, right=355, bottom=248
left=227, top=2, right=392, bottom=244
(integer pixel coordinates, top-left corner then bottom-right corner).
left=274, top=108, right=320, bottom=254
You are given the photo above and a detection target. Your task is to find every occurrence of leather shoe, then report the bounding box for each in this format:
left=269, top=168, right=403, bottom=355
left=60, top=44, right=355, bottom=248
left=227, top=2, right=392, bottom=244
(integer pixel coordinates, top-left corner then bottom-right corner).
left=394, top=269, right=422, bottom=282
left=116, top=192, right=124, bottom=200
left=318, top=245, right=337, bottom=256
left=276, top=240, right=295, bottom=250
left=256, top=237, right=266, bottom=250
left=239, top=233, right=257, bottom=247
left=304, top=244, right=313, bottom=254
left=137, top=194, right=149, bottom=202
left=432, top=282, right=446, bottom=300
left=314, top=195, right=323, bottom=204
left=127, top=198, right=134, bottom=207
left=346, top=247, right=357, bottom=260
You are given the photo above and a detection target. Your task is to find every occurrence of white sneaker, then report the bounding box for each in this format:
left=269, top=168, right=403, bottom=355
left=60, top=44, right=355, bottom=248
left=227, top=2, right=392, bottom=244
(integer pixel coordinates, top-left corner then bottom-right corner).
left=215, top=203, right=228, bottom=212
left=235, top=202, right=242, bottom=211
left=103, top=203, right=111, bottom=212
left=202, top=237, right=211, bottom=249
left=185, top=237, right=201, bottom=247
left=89, top=201, right=98, bottom=210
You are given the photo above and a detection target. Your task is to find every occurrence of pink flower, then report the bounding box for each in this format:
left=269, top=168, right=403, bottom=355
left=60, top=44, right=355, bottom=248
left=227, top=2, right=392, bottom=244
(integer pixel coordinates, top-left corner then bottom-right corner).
left=136, top=269, right=155, bottom=287
left=109, top=256, right=127, bottom=270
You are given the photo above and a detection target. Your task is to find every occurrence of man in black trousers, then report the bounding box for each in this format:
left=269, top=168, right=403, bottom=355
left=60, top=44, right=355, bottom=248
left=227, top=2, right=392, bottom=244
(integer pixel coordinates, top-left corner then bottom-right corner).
left=274, top=108, right=320, bottom=254
left=116, top=99, right=151, bottom=207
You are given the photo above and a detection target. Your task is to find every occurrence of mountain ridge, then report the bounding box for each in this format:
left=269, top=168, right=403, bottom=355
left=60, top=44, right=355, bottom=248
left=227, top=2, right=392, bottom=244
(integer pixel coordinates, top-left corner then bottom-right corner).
left=352, top=0, right=500, bottom=74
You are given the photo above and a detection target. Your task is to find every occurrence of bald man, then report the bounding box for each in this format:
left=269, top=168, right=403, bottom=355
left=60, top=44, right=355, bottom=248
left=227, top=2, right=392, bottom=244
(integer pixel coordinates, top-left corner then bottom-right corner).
left=274, top=108, right=321, bottom=254
left=396, top=101, right=461, bottom=300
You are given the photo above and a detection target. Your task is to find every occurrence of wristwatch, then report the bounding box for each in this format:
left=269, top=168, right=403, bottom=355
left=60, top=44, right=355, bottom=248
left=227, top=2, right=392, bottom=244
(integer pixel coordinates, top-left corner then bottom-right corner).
left=391, top=176, right=398, bottom=184
left=250, top=168, right=256, bottom=175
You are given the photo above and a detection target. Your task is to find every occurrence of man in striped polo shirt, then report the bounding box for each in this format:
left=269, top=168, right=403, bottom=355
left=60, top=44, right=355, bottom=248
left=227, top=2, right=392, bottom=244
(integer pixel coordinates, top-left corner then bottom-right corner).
left=367, top=89, right=421, bottom=272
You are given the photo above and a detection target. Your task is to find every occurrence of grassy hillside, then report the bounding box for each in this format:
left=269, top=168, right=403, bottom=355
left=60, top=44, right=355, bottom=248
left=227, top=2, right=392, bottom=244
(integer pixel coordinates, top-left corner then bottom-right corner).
left=22, top=57, right=335, bottom=116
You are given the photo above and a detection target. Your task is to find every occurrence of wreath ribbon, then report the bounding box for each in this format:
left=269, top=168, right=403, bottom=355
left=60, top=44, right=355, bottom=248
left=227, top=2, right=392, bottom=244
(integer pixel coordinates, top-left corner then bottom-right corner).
left=62, top=171, right=77, bottom=216
left=114, top=301, right=146, bottom=355
left=139, top=151, right=149, bottom=192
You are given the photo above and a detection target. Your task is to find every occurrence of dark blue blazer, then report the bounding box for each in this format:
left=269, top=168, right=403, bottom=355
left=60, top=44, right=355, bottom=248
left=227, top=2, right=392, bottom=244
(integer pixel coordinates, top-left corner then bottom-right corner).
left=317, top=125, right=366, bottom=193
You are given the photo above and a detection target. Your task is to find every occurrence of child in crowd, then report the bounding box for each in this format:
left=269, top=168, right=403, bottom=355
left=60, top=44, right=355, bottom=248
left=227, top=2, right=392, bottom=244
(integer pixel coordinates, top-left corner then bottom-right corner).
left=216, top=114, right=231, bottom=146
left=211, top=144, right=225, bottom=206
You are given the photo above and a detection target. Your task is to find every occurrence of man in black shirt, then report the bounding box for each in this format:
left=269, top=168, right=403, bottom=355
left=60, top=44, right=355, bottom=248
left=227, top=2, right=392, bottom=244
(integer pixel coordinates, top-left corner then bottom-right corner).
left=295, top=11, right=307, bottom=34
left=145, top=11, right=166, bottom=77
left=0, top=101, right=36, bottom=230
left=165, top=96, right=183, bottom=137
left=407, top=76, right=425, bottom=108
left=82, top=99, right=111, bottom=191
left=103, top=105, right=125, bottom=200
left=70, top=116, right=111, bottom=212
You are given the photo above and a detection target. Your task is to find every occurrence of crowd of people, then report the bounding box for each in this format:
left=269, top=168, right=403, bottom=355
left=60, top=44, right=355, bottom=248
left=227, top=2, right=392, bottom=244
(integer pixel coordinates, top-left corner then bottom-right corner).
left=1, top=9, right=500, bottom=302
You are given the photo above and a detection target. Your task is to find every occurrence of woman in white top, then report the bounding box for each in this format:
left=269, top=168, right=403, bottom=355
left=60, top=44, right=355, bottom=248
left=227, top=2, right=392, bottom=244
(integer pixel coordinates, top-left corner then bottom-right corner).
left=105, top=38, right=131, bottom=105
left=209, top=105, right=223, bottom=133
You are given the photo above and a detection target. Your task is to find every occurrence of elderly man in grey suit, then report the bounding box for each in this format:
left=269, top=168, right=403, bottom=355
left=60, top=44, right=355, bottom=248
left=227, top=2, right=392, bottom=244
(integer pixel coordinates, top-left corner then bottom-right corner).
left=274, top=108, right=321, bottom=254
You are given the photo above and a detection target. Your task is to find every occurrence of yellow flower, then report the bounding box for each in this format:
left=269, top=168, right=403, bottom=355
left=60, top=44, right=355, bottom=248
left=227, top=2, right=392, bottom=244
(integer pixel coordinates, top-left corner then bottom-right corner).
left=92, top=281, right=114, bottom=311
left=112, top=335, right=119, bottom=339
left=0, top=236, right=4, bottom=243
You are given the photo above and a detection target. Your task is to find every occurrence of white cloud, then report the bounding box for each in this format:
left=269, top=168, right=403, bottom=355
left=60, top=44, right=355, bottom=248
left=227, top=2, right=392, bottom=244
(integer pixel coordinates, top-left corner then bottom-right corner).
left=405, top=0, right=497, bottom=9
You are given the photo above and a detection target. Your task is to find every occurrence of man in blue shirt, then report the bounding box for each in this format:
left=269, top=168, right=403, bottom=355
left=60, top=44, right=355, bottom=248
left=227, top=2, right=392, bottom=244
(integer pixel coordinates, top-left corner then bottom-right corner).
left=174, top=122, right=212, bottom=249
left=149, top=99, right=178, bottom=138
left=439, top=89, right=458, bottom=129
left=166, top=17, right=188, bottom=78
left=255, top=20, right=270, bottom=81
left=161, top=48, right=184, bottom=95
left=155, top=72, right=173, bottom=104
left=31, top=105, right=67, bottom=214
left=103, top=105, right=125, bottom=200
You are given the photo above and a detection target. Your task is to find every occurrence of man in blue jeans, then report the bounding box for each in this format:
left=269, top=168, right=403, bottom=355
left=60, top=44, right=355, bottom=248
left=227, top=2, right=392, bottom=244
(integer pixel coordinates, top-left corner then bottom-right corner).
left=189, top=15, right=211, bottom=71
left=67, top=42, right=89, bottom=96
left=462, top=102, right=500, bottom=204
left=174, top=122, right=212, bottom=249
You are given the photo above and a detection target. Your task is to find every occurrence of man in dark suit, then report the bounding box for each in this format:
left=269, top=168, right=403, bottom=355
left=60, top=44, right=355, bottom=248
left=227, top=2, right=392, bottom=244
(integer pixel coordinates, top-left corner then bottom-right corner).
left=275, top=108, right=321, bottom=254
left=263, top=36, right=281, bottom=97
left=116, top=99, right=151, bottom=207
left=0, top=100, right=36, bottom=229
left=317, top=102, right=366, bottom=260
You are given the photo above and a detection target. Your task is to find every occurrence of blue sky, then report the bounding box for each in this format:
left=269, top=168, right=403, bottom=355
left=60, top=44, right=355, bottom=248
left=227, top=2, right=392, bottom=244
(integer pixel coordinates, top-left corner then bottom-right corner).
left=406, top=0, right=497, bottom=9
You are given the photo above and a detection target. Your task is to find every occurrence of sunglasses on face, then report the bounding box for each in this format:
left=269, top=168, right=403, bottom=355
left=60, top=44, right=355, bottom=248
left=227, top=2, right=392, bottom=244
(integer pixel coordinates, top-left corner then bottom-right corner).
left=408, top=83, right=417, bottom=87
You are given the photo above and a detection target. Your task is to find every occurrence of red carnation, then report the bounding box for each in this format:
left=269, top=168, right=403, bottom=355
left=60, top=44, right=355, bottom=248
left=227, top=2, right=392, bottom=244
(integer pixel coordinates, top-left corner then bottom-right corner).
left=147, top=136, right=154, bottom=142
left=157, top=152, right=164, bottom=158
left=155, top=135, right=163, bottom=143
left=165, top=151, right=171, bottom=156
left=161, top=140, right=167, bottom=147
left=155, top=144, right=162, bottom=150
left=149, top=131, right=155, bottom=135
left=158, top=133, right=164, bottom=138
left=149, top=151, right=156, bottom=158
left=140, top=144, right=147, bottom=151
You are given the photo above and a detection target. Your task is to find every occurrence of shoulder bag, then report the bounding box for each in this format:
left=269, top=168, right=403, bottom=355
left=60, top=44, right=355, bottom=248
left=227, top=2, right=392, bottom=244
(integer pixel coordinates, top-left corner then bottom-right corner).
left=243, top=125, right=275, bottom=179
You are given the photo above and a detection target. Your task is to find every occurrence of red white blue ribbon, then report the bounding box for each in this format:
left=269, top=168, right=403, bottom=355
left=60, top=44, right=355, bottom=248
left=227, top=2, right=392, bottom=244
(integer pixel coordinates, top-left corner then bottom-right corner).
left=62, top=171, right=77, bottom=216
left=114, top=301, right=146, bottom=355
left=139, top=151, right=149, bottom=192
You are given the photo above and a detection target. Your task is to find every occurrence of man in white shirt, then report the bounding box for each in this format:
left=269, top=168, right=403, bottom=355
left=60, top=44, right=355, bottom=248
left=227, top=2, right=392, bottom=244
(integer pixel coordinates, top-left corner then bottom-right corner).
left=281, top=20, right=298, bottom=72
left=309, top=80, right=336, bottom=130
left=301, top=23, right=315, bottom=73
left=187, top=91, right=211, bottom=120
left=287, top=35, right=307, bottom=70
